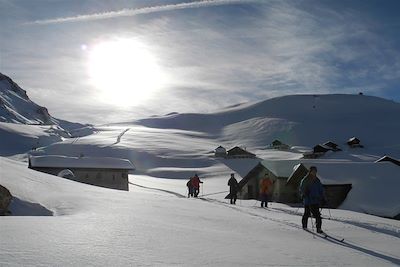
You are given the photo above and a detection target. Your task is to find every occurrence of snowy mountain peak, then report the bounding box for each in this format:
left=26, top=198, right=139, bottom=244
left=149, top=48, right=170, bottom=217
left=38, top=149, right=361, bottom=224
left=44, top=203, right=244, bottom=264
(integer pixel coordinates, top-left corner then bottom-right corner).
left=0, top=72, right=57, bottom=125
left=0, top=72, right=29, bottom=100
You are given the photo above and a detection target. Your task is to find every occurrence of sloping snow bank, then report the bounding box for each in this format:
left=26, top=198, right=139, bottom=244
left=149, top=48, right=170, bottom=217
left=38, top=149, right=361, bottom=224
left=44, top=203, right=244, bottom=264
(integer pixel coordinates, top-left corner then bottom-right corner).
left=0, top=157, right=101, bottom=216
left=1, top=157, right=400, bottom=266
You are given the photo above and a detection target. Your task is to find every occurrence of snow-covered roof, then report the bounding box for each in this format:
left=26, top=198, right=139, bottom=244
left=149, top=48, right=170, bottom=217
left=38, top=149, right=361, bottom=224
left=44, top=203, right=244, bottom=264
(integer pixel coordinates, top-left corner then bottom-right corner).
left=30, top=155, right=135, bottom=170
left=227, top=146, right=256, bottom=157
left=375, top=155, right=400, bottom=166
left=215, top=146, right=226, bottom=152
left=260, top=160, right=300, bottom=177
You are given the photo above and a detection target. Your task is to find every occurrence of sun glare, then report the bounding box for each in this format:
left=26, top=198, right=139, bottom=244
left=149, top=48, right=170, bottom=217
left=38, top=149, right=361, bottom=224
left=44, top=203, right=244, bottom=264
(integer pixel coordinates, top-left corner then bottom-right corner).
left=88, top=39, right=167, bottom=106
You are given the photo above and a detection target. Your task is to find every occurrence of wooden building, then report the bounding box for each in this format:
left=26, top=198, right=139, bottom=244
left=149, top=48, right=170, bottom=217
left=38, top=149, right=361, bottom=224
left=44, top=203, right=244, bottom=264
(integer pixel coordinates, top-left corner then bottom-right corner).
left=286, top=163, right=352, bottom=208
left=271, top=140, right=290, bottom=150
left=323, top=141, right=341, bottom=151
left=214, top=146, right=227, bottom=157
left=227, top=160, right=300, bottom=203
left=29, top=155, right=135, bottom=191
left=226, top=146, right=256, bottom=159
left=226, top=160, right=353, bottom=207
left=347, top=137, right=364, bottom=148
left=313, top=144, right=332, bottom=154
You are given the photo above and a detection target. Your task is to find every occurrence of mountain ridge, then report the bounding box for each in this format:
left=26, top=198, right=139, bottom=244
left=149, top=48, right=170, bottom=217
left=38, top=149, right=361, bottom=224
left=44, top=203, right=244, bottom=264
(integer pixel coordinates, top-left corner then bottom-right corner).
left=0, top=72, right=90, bottom=132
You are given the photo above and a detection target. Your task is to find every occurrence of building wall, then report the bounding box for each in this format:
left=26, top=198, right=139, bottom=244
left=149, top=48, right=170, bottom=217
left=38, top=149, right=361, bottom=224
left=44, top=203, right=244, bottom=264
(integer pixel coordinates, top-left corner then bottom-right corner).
left=238, top=168, right=277, bottom=200
left=238, top=168, right=299, bottom=203
left=273, top=179, right=299, bottom=203
left=30, top=167, right=129, bottom=191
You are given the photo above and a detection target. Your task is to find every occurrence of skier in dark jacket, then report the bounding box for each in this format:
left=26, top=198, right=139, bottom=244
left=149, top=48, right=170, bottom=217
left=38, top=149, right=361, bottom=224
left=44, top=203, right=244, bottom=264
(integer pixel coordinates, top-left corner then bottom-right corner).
left=228, top=173, right=239, bottom=204
left=186, top=177, right=194, bottom=198
left=299, top=166, right=326, bottom=233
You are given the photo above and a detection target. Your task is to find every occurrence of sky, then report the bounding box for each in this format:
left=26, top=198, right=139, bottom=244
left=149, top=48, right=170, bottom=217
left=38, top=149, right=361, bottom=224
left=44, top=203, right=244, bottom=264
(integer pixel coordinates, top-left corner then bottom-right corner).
left=1, top=0, right=400, bottom=124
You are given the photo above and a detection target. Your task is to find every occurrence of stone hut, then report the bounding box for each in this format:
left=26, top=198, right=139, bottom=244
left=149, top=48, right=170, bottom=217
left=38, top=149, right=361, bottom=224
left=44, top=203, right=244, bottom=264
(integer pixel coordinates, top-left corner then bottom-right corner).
left=29, top=155, right=135, bottom=191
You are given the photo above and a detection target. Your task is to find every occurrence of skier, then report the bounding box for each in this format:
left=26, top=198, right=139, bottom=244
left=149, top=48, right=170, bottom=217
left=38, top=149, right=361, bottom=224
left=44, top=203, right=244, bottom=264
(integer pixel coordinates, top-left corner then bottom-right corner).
left=259, top=175, right=273, bottom=208
left=186, top=177, right=194, bottom=198
left=228, top=173, right=239, bottom=204
left=191, top=174, right=203, bottom=197
left=299, top=166, right=326, bottom=233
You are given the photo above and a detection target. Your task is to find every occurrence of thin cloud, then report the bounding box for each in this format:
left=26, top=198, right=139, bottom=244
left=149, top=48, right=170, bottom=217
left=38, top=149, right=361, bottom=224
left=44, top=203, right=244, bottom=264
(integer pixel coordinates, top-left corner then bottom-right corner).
left=27, top=0, right=260, bottom=25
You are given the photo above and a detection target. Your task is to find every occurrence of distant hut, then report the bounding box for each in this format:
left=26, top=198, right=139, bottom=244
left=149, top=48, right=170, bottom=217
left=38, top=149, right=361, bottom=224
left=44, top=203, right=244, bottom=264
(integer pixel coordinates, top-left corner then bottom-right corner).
left=313, top=144, right=332, bottom=154
left=29, top=155, right=135, bottom=191
left=304, top=143, right=337, bottom=159
left=375, top=155, right=400, bottom=166
left=271, top=139, right=290, bottom=150
left=272, top=140, right=283, bottom=147
left=214, top=146, right=227, bottom=157
left=227, top=146, right=256, bottom=159
left=347, top=137, right=364, bottom=148
left=323, top=141, right=341, bottom=151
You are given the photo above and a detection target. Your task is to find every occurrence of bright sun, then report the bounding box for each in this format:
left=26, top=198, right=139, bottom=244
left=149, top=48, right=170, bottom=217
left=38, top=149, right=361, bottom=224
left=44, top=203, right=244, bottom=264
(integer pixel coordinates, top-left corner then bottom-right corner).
left=88, top=39, right=167, bottom=106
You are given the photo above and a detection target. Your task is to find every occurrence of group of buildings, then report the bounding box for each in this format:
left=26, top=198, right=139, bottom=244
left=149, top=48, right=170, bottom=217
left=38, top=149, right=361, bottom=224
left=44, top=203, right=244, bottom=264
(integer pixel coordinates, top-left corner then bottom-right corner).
left=215, top=141, right=400, bottom=209
left=26, top=137, right=399, bottom=210
left=304, top=137, right=364, bottom=158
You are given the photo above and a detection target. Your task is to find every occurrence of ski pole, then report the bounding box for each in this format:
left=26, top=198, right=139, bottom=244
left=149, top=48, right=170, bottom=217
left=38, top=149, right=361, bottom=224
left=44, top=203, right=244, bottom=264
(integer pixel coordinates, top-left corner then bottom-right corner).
left=310, top=217, right=316, bottom=239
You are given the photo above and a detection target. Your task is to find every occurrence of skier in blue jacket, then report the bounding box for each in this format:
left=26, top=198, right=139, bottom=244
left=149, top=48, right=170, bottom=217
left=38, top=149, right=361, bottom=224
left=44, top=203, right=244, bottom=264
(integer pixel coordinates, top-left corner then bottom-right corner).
left=299, top=166, right=326, bottom=233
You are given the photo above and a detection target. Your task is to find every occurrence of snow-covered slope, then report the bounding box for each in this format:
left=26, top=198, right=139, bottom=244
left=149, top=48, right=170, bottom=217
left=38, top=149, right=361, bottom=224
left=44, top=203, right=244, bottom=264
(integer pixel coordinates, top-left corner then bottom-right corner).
left=1, top=94, right=400, bottom=266
left=0, top=122, right=65, bottom=157
left=27, top=94, right=400, bottom=217
left=35, top=94, right=400, bottom=176
left=1, top=157, right=399, bottom=266
left=138, top=94, right=400, bottom=149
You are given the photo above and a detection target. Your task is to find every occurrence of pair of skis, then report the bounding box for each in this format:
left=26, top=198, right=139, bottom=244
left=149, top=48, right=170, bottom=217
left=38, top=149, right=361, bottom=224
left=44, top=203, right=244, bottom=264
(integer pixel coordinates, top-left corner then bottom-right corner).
left=304, top=229, right=345, bottom=242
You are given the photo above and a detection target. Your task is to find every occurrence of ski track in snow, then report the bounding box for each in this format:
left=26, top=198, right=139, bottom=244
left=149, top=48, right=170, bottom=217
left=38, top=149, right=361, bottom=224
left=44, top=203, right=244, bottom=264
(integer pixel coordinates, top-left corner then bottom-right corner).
left=111, top=128, right=130, bottom=146
left=130, top=182, right=400, bottom=266
left=269, top=207, right=400, bottom=240
left=129, top=182, right=186, bottom=199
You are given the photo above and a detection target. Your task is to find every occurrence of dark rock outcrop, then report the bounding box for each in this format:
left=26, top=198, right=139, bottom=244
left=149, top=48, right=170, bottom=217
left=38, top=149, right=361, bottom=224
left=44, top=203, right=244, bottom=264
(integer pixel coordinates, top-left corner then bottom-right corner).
left=0, top=184, right=12, bottom=215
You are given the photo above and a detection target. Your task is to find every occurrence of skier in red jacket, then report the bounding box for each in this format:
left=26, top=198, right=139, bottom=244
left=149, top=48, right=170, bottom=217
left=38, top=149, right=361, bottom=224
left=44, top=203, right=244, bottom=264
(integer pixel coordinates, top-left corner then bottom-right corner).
left=191, top=174, right=203, bottom=197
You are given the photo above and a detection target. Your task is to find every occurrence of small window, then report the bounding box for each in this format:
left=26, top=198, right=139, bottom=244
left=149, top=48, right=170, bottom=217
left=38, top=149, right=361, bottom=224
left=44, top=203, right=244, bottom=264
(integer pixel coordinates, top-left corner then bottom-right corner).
left=96, top=172, right=102, bottom=180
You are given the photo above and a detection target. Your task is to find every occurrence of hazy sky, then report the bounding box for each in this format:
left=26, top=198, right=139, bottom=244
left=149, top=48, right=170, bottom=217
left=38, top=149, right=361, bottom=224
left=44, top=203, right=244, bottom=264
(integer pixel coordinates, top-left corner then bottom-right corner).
left=1, top=0, right=400, bottom=124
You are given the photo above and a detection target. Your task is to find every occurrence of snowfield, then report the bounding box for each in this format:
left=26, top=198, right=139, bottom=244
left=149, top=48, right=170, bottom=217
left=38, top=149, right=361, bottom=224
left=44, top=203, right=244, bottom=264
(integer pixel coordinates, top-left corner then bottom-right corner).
left=1, top=94, right=400, bottom=266
left=1, top=157, right=400, bottom=266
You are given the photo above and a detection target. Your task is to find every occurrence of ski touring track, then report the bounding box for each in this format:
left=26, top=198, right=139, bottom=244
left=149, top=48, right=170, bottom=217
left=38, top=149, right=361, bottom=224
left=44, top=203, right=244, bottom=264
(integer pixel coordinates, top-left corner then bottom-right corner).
left=130, top=182, right=400, bottom=266
left=113, top=128, right=130, bottom=145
